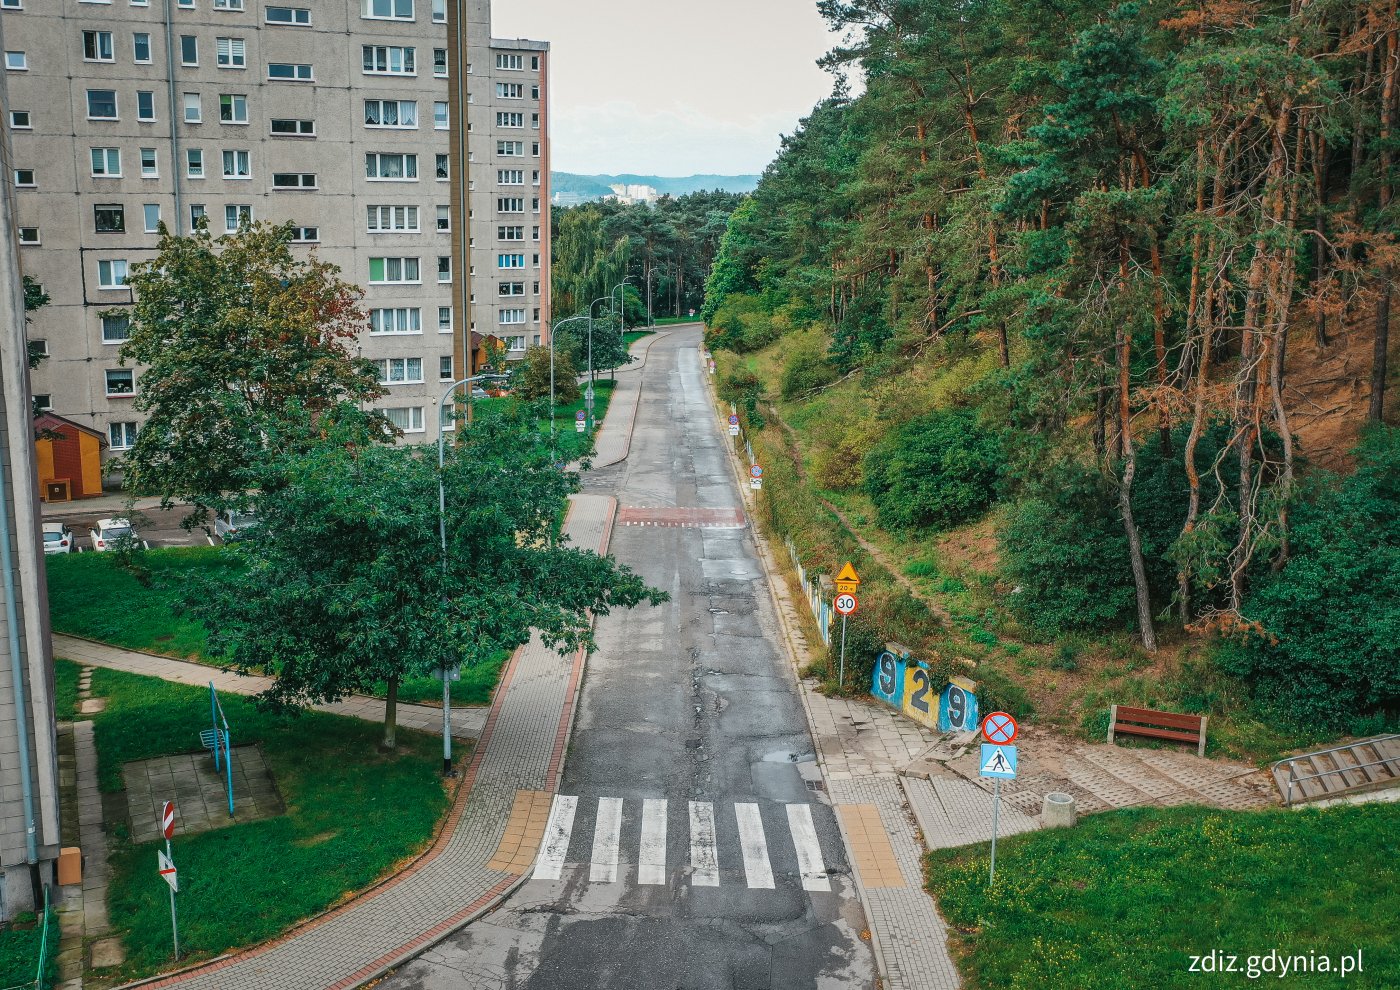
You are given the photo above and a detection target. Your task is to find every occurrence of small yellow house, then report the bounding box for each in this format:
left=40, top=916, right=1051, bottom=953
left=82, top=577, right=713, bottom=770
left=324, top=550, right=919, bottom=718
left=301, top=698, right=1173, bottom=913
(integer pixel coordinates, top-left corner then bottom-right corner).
left=34, top=413, right=106, bottom=502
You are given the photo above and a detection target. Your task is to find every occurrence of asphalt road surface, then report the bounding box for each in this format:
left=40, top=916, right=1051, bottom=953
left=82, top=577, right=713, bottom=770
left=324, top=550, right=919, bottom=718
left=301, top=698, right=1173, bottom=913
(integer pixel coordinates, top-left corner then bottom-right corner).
left=42, top=503, right=214, bottom=551
left=384, top=329, right=875, bottom=989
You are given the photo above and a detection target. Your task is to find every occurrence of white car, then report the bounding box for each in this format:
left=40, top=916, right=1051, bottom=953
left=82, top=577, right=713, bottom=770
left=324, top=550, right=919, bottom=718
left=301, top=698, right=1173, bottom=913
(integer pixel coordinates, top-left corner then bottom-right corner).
left=215, top=509, right=259, bottom=542
left=88, top=518, right=142, bottom=552
left=41, top=522, right=75, bottom=555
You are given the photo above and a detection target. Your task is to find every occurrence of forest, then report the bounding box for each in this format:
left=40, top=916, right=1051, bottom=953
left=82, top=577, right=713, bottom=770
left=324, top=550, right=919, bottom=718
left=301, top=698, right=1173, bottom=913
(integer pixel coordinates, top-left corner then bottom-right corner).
left=701, top=0, right=1400, bottom=736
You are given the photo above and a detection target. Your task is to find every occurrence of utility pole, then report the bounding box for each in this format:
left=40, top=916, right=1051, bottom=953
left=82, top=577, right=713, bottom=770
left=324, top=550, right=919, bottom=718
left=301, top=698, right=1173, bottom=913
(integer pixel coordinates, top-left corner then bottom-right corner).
left=447, top=0, right=477, bottom=427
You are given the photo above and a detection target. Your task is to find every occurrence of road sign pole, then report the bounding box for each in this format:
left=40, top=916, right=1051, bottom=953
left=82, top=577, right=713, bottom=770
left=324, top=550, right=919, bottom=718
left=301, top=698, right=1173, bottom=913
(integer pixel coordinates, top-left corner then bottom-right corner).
left=838, top=614, right=848, bottom=688
left=989, top=779, right=1000, bottom=887
left=166, top=838, right=179, bottom=959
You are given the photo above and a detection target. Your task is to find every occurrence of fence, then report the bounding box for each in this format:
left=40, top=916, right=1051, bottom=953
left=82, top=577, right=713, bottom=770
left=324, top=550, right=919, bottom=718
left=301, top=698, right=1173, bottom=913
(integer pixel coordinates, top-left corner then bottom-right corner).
left=724, top=395, right=834, bottom=647
left=0, top=886, right=55, bottom=990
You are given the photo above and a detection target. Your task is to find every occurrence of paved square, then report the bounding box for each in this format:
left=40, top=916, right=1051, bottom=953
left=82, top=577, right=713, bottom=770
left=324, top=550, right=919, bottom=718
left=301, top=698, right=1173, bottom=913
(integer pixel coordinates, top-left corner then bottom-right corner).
left=123, top=746, right=285, bottom=844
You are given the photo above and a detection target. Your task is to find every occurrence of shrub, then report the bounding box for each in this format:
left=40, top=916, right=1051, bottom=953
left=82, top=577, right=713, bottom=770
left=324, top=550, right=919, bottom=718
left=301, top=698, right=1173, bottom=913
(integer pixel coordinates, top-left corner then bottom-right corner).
left=718, top=366, right=766, bottom=430
left=1216, top=426, right=1400, bottom=720
left=862, top=410, right=1001, bottom=530
left=704, top=293, right=779, bottom=353
left=779, top=346, right=838, bottom=400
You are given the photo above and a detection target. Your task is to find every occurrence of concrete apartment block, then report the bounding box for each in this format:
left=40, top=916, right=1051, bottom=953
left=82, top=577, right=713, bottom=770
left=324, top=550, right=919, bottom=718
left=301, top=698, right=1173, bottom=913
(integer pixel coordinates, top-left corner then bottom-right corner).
left=2, top=0, right=550, bottom=459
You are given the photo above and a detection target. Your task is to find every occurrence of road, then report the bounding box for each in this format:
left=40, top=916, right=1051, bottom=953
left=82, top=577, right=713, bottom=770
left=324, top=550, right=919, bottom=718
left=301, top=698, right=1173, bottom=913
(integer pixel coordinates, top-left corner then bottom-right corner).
left=43, top=503, right=213, bottom=551
left=383, top=328, right=875, bottom=989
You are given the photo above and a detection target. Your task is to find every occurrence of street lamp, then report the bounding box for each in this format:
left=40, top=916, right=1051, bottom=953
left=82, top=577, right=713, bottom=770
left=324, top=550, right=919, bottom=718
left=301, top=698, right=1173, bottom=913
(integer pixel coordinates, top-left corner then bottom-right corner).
left=550, top=314, right=590, bottom=457
left=586, top=295, right=611, bottom=429
left=609, top=277, right=636, bottom=384
left=435, top=372, right=506, bottom=778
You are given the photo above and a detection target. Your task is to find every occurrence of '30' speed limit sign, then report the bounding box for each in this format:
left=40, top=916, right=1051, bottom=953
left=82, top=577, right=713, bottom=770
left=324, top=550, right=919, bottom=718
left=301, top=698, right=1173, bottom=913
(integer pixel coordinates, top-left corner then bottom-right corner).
left=834, top=593, right=858, bottom=616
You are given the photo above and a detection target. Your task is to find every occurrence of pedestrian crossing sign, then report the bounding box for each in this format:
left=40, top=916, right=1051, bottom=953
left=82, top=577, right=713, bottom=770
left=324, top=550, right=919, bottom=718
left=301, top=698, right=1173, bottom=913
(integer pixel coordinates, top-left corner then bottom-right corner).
left=979, top=744, right=1017, bottom=780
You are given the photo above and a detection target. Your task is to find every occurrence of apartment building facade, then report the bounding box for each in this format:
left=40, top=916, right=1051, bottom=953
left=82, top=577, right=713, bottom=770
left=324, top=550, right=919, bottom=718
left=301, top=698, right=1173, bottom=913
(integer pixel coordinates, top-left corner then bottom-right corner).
left=2, top=0, right=550, bottom=457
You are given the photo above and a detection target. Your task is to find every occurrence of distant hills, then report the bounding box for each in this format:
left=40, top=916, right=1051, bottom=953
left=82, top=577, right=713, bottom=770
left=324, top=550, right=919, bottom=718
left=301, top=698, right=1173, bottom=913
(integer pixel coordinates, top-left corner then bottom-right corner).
left=552, top=173, right=760, bottom=201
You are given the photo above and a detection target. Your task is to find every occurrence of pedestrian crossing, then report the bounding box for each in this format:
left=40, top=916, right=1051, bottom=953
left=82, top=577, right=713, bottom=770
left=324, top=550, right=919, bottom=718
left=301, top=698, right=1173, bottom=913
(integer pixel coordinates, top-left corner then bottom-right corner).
left=530, top=796, right=837, bottom=893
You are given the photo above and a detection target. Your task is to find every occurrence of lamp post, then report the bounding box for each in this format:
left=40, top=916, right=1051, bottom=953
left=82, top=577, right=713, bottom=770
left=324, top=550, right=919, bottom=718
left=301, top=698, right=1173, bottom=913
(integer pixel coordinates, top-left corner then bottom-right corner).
left=611, top=277, right=636, bottom=382
left=550, top=314, right=590, bottom=458
left=586, top=295, right=611, bottom=430
left=435, top=372, right=506, bottom=778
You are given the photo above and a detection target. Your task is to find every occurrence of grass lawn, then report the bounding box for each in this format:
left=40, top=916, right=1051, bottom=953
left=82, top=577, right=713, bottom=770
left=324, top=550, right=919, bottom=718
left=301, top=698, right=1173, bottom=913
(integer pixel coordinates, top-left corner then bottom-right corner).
left=532, top=378, right=615, bottom=463
left=84, top=663, right=453, bottom=980
left=623, top=330, right=655, bottom=347
left=926, top=803, right=1400, bottom=989
left=0, top=907, right=58, bottom=989
left=47, top=548, right=507, bottom=707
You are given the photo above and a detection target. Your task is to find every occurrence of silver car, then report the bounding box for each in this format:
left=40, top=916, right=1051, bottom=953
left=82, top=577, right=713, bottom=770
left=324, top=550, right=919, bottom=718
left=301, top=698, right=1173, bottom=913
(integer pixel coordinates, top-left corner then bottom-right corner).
left=88, top=517, right=143, bottom=552
left=215, top=509, right=259, bottom=542
left=41, top=522, right=75, bottom=555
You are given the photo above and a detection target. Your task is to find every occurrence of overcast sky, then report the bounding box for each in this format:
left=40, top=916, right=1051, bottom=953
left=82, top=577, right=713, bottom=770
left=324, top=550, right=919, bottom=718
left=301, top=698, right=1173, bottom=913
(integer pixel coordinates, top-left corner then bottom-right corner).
left=491, top=0, right=844, bottom=177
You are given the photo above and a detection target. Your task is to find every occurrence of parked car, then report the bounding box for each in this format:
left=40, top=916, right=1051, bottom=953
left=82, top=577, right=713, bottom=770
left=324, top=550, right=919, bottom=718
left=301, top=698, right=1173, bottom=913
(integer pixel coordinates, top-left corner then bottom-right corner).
left=215, top=509, right=259, bottom=542
left=41, top=522, right=75, bottom=555
left=88, top=518, right=141, bottom=552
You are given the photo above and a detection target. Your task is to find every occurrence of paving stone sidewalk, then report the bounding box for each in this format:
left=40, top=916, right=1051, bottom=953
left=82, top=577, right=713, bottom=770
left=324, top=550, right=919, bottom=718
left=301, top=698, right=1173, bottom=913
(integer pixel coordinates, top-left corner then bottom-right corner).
left=115, top=494, right=616, bottom=990
left=52, top=635, right=489, bottom=741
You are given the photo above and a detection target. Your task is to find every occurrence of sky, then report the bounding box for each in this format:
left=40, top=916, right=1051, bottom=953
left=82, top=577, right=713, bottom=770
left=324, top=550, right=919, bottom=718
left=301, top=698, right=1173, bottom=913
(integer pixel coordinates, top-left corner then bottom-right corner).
left=491, top=0, right=846, bottom=177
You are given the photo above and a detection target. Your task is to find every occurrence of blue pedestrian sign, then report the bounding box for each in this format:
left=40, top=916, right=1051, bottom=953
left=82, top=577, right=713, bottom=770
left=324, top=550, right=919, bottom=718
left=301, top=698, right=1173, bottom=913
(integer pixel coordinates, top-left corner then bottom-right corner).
left=979, top=744, right=1018, bottom=780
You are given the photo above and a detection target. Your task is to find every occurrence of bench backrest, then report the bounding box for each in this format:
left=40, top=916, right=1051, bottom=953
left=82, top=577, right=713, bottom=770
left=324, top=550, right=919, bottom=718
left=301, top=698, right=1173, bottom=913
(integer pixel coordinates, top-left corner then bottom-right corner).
left=1113, top=706, right=1204, bottom=731
left=1109, top=704, right=1208, bottom=756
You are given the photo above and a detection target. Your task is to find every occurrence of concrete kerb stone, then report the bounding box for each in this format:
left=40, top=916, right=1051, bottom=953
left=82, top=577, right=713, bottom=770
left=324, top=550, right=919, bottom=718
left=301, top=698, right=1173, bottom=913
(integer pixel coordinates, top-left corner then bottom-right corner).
left=699, top=352, right=911, bottom=989
left=590, top=330, right=673, bottom=470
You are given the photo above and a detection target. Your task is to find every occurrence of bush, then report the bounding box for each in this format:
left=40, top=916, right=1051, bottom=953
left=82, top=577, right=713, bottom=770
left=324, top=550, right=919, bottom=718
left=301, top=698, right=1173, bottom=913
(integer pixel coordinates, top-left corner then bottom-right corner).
left=512, top=344, right=579, bottom=404
left=779, top=346, right=838, bottom=400
left=718, top=366, right=766, bottom=429
left=1216, top=426, right=1400, bottom=720
left=862, top=410, right=1001, bottom=530
left=704, top=293, right=779, bottom=353
left=999, top=467, right=1136, bottom=634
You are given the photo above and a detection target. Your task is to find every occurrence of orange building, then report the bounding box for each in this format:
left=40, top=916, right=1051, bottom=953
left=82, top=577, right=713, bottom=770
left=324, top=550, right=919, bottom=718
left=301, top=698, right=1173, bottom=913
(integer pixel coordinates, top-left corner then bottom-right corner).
left=33, top=413, right=106, bottom=503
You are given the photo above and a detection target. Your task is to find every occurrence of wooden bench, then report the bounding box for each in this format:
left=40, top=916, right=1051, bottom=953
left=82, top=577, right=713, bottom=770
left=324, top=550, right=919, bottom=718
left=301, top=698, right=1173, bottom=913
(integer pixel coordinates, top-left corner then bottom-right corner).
left=1107, top=705, right=1207, bottom=757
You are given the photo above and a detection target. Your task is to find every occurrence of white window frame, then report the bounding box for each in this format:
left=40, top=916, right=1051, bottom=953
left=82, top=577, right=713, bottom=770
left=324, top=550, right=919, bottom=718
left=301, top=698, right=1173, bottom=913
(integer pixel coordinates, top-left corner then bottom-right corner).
left=179, top=35, right=198, bottom=67
left=8, top=111, right=31, bottom=130
left=365, top=153, right=418, bottom=181
left=87, top=89, right=119, bottom=120
left=364, top=99, right=417, bottom=129
left=366, top=205, right=420, bottom=233
left=222, top=149, right=251, bottom=179
left=219, top=94, right=249, bottom=124
left=437, top=307, right=453, bottom=333
left=109, top=422, right=139, bottom=450
left=186, top=148, right=205, bottom=178
left=368, top=257, right=421, bottom=285
left=362, top=45, right=416, bottom=76
left=369, top=307, right=422, bottom=335
left=101, top=314, right=132, bottom=343
left=362, top=0, right=413, bottom=20
left=265, top=6, right=310, bottom=25
left=268, top=62, right=313, bottom=82
left=97, top=259, right=129, bottom=289
left=384, top=407, right=425, bottom=433
left=272, top=172, right=317, bottom=189
left=375, top=357, right=424, bottom=385
left=224, top=203, right=252, bottom=231
left=289, top=226, right=319, bottom=243
left=17, top=227, right=39, bottom=246
left=82, top=30, right=115, bottom=63
left=270, top=118, right=315, bottom=137
left=184, top=93, right=202, bottom=123
left=90, top=148, right=122, bottom=178
left=216, top=38, right=247, bottom=69
left=143, top=204, right=162, bottom=233
left=137, top=91, right=157, bottom=122
left=139, top=147, right=159, bottom=178
left=5, top=52, right=28, bottom=72
left=105, top=368, right=136, bottom=395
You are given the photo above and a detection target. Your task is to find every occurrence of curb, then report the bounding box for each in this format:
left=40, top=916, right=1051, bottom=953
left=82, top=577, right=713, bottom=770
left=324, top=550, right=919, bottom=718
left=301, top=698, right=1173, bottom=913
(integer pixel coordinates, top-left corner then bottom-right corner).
left=591, top=330, right=672, bottom=469
left=699, top=349, right=899, bottom=989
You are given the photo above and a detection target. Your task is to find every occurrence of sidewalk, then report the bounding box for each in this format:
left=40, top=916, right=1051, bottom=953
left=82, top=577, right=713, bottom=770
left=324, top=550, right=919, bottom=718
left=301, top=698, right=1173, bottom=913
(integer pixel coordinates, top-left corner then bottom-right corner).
left=53, top=636, right=489, bottom=740
left=114, top=494, right=616, bottom=990
left=590, top=330, right=670, bottom=468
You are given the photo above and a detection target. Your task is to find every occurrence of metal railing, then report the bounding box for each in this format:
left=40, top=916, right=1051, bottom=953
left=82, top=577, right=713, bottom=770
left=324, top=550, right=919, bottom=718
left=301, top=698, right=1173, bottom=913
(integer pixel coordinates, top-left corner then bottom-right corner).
left=1272, top=734, right=1400, bottom=808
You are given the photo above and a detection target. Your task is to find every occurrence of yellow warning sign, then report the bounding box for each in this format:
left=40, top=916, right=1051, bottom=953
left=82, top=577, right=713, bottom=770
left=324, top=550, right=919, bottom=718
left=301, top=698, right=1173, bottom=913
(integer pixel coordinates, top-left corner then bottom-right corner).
left=835, top=562, right=860, bottom=594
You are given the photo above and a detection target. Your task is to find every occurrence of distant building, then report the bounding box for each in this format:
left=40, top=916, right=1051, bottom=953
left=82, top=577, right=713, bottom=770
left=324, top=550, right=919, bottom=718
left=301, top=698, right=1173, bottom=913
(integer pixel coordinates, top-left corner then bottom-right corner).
left=606, top=183, right=660, bottom=206
left=551, top=191, right=590, bottom=208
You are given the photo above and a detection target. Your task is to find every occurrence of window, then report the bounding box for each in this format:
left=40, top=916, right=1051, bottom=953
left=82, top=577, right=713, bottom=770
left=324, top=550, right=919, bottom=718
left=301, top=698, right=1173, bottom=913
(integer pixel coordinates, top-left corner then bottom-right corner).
left=439, top=355, right=453, bottom=380
left=268, top=62, right=313, bottom=81
left=14, top=169, right=36, bottom=188
left=364, top=99, right=417, bottom=128
left=498, top=169, right=524, bottom=185
left=91, top=148, right=121, bottom=177
left=17, top=227, right=39, bottom=245
left=362, top=45, right=415, bottom=75
left=498, top=254, right=524, bottom=269
left=497, top=141, right=524, bottom=157
left=498, top=281, right=524, bottom=296
left=532, top=112, right=540, bottom=129
left=433, top=48, right=447, bottom=76
left=496, top=83, right=523, bottom=99
left=532, top=55, right=540, bottom=70
left=272, top=172, right=316, bottom=189
left=184, top=93, right=202, bottom=123
left=498, top=197, right=525, bottom=213
left=497, top=112, right=524, bottom=128
left=366, top=153, right=417, bottom=180
left=32, top=395, right=52, bottom=413
left=213, top=0, right=244, bottom=8
left=375, top=357, right=423, bottom=384
left=186, top=149, right=204, bottom=177
left=506, top=335, right=526, bottom=351
left=143, top=204, right=161, bottom=233
left=437, top=307, right=452, bottom=332
left=87, top=90, right=118, bottom=119
left=368, top=257, right=420, bottom=284
left=498, top=225, right=524, bottom=240
left=437, top=256, right=451, bottom=282
left=366, top=205, right=419, bottom=232
left=434, top=102, right=448, bottom=129
left=216, top=38, right=246, bottom=68
left=177, top=0, right=193, bottom=6
left=105, top=369, right=135, bottom=395
left=532, top=142, right=540, bottom=157
left=109, top=423, right=139, bottom=450
left=140, top=148, right=158, bottom=177
left=436, top=205, right=450, bottom=231
left=0, top=0, right=20, bottom=9
left=531, top=85, right=540, bottom=100
left=289, top=226, right=319, bottom=242
left=5, top=52, right=28, bottom=72
left=98, top=260, right=129, bottom=288
left=224, top=203, right=251, bottom=231
left=383, top=407, right=424, bottom=433
left=270, top=118, right=314, bottom=136
left=137, top=91, right=156, bottom=121
left=496, top=54, right=523, bottom=71
left=101, top=314, right=131, bottom=342
left=222, top=149, right=250, bottom=178
left=83, top=31, right=115, bottom=62
left=9, top=111, right=30, bottom=130
left=499, top=309, right=526, bottom=325
left=180, top=36, right=198, bottom=66
left=266, top=6, right=310, bottom=24
left=190, top=204, right=207, bottom=227
left=362, top=0, right=413, bottom=18
left=369, top=308, right=421, bottom=334
left=432, top=0, right=445, bottom=21
left=435, top=155, right=449, bottom=180
left=219, top=94, right=248, bottom=123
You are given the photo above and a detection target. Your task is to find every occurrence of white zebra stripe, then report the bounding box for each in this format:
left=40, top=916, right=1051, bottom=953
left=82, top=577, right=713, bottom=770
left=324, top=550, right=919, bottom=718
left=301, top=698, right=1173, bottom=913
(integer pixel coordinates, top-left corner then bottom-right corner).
left=786, top=803, right=832, bottom=892
left=533, top=794, right=577, bottom=881
left=589, top=797, right=624, bottom=883
left=689, top=800, right=720, bottom=887
left=639, top=798, right=668, bottom=885
left=734, top=802, right=775, bottom=890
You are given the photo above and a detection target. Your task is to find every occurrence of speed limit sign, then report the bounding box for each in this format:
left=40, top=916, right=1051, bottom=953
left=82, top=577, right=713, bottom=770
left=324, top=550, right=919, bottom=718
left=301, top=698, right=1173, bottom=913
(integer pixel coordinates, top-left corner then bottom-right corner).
left=834, top=592, right=858, bottom=616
